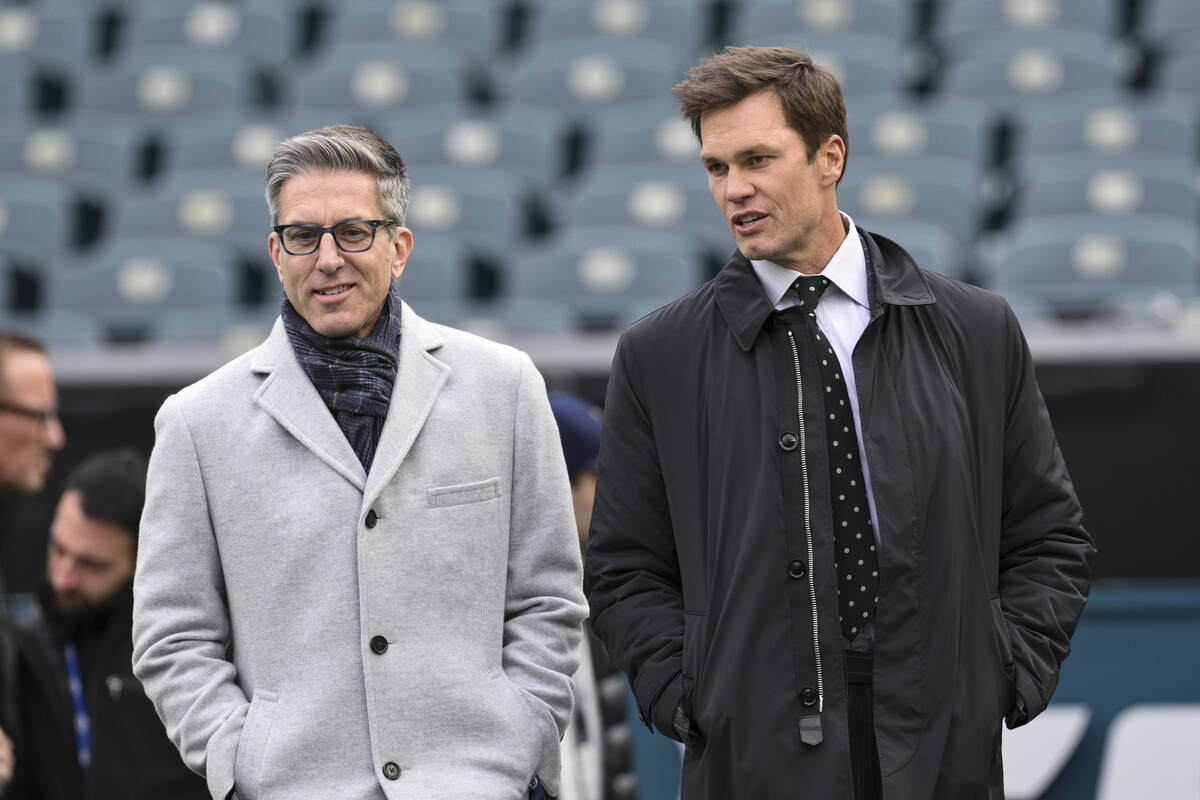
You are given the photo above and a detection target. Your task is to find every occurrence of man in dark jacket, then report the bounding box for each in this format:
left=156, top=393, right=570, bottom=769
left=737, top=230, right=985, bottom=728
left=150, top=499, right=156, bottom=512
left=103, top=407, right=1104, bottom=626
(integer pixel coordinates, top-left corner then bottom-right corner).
left=584, top=46, right=1094, bottom=800
left=5, top=450, right=206, bottom=800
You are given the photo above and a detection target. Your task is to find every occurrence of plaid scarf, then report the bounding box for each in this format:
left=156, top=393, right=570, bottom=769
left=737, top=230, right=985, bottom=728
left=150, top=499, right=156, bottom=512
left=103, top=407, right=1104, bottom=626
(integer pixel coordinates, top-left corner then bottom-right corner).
left=281, top=288, right=402, bottom=471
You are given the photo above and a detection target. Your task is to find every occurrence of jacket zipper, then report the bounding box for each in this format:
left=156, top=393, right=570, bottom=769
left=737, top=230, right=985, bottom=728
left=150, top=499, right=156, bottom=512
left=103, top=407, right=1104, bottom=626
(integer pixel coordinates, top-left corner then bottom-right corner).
left=787, top=331, right=824, bottom=715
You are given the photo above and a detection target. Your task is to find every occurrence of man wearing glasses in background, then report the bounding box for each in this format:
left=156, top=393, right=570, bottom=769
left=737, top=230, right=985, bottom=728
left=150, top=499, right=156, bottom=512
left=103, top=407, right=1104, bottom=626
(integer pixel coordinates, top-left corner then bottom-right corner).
left=132, top=125, right=586, bottom=800
left=0, top=331, right=67, bottom=794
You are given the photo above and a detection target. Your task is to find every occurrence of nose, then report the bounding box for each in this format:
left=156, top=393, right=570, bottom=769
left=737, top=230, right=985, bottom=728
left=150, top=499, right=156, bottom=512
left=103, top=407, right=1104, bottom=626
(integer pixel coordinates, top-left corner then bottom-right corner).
left=44, top=415, right=65, bottom=452
left=49, top=554, right=77, bottom=594
left=725, top=167, right=754, bottom=202
left=314, top=230, right=344, bottom=272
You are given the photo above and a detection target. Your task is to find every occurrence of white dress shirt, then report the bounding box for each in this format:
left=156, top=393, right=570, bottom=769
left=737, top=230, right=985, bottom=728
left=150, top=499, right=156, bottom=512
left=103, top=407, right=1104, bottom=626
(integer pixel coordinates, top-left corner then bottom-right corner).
left=750, top=212, right=882, bottom=552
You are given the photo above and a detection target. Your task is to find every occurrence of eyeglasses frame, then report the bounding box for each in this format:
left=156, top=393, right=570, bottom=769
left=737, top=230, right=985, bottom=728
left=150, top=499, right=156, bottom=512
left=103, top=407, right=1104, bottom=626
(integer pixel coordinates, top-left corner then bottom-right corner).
left=0, top=398, right=59, bottom=425
left=271, top=219, right=398, bottom=256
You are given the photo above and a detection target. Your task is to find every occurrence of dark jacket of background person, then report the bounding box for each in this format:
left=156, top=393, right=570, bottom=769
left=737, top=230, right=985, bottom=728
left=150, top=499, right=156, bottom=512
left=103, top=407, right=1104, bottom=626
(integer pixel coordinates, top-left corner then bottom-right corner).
left=4, top=582, right=207, bottom=800
left=585, top=231, right=1094, bottom=799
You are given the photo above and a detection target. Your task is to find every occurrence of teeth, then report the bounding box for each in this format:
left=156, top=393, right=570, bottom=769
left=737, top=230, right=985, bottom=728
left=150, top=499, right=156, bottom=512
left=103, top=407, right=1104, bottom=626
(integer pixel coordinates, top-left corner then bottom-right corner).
left=737, top=214, right=764, bottom=225
left=317, top=285, right=350, bottom=295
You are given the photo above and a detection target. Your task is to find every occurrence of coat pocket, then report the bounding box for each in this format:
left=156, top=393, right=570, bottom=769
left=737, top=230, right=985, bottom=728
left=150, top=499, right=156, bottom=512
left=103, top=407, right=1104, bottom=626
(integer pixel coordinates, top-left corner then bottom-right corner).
left=234, top=690, right=278, bottom=798
left=427, top=477, right=501, bottom=508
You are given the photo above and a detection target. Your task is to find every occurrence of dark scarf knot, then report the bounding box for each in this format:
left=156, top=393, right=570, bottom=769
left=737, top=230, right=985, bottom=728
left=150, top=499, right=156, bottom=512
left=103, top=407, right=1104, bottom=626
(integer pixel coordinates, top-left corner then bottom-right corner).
left=281, top=288, right=402, bottom=470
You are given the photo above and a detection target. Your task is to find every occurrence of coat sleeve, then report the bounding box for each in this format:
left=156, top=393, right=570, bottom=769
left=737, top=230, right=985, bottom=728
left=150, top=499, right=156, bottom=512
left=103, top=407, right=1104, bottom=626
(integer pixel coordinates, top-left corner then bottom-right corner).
left=502, top=354, right=588, bottom=792
left=132, top=396, right=247, bottom=800
left=584, top=333, right=686, bottom=740
left=996, top=304, right=1095, bottom=729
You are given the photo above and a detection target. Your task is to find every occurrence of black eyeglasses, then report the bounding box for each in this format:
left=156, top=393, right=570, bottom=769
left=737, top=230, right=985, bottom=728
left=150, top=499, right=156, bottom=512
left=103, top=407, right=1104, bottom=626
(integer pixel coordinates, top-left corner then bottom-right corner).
left=272, top=219, right=397, bottom=256
left=0, top=399, right=59, bottom=425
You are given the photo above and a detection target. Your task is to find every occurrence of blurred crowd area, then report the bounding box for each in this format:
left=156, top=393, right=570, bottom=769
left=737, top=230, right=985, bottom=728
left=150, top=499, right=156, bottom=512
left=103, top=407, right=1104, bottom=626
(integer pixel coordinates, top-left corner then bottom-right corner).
left=0, top=0, right=1199, bottom=352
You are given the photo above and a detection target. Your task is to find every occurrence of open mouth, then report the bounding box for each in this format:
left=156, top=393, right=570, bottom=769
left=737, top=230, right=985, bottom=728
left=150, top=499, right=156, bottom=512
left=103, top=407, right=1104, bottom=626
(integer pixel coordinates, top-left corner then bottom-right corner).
left=314, top=284, right=352, bottom=298
left=733, top=212, right=767, bottom=232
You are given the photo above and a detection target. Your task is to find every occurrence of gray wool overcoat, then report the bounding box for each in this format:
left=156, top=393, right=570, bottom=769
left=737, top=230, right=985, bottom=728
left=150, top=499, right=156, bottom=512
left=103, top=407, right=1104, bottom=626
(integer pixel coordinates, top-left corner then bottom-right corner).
left=132, top=303, right=587, bottom=800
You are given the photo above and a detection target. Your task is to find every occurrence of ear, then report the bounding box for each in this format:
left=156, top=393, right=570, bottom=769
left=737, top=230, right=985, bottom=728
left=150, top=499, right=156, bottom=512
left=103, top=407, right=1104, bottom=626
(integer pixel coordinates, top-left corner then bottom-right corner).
left=820, top=135, right=846, bottom=187
left=389, top=226, right=414, bottom=280
left=268, top=231, right=285, bottom=283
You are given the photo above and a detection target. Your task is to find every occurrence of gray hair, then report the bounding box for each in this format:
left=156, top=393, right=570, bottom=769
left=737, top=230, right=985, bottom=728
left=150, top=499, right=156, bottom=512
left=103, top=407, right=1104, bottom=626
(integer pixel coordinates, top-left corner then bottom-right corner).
left=264, top=124, right=410, bottom=226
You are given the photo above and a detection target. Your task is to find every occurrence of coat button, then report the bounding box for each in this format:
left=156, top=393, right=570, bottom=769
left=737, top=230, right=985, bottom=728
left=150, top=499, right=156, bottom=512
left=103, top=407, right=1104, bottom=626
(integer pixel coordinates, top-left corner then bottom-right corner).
left=800, top=686, right=818, bottom=706
left=382, top=762, right=401, bottom=780
left=370, top=635, right=388, bottom=655
left=778, top=431, right=798, bottom=451
left=788, top=560, right=806, bottom=578
left=365, top=509, right=378, bottom=528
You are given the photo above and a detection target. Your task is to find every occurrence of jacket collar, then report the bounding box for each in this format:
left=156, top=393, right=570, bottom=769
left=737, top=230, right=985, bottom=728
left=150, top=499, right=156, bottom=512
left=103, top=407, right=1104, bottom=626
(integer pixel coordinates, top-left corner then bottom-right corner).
left=715, top=226, right=936, bottom=352
left=249, top=301, right=448, bottom=499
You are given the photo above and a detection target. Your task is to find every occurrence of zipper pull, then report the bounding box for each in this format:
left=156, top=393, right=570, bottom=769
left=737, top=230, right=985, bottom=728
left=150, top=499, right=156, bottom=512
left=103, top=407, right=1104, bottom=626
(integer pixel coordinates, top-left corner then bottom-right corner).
left=799, top=714, right=823, bottom=746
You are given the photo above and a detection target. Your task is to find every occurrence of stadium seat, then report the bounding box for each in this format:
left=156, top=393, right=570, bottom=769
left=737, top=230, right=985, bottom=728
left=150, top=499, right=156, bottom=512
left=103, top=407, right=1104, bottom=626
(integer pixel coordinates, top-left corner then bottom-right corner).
left=725, top=33, right=908, bottom=97
left=852, top=218, right=968, bottom=280
left=727, top=0, right=913, bottom=43
left=586, top=99, right=700, bottom=169
left=0, top=176, right=75, bottom=267
left=844, top=94, right=996, bottom=166
left=979, top=215, right=1200, bottom=313
left=408, top=297, right=578, bottom=337
left=937, top=0, right=1120, bottom=42
left=395, top=234, right=473, bottom=305
left=1160, top=51, right=1200, bottom=99
left=403, top=164, right=533, bottom=250
left=375, top=104, right=570, bottom=190
left=0, top=4, right=93, bottom=66
left=157, top=114, right=289, bottom=175
left=556, top=162, right=729, bottom=261
left=0, top=115, right=145, bottom=190
left=1012, top=155, right=1200, bottom=223
left=323, top=0, right=507, bottom=61
left=112, top=169, right=269, bottom=242
left=0, top=56, right=32, bottom=118
left=117, top=1, right=295, bottom=65
left=0, top=309, right=106, bottom=347
left=940, top=32, right=1124, bottom=113
left=524, top=0, right=708, bottom=54
left=1010, top=95, right=1198, bottom=160
left=502, top=37, right=686, bottom=124
left=507, top=226, right=707, bottom=328
left=46, top=237, right=239, bottom=338
left=78, top=47, right=257, bottom=118
left=1140, top=0, right=1200, bottom=52
left=287, top=42, right=481, bottom=125
left=837, top=155, right=983, bottom=247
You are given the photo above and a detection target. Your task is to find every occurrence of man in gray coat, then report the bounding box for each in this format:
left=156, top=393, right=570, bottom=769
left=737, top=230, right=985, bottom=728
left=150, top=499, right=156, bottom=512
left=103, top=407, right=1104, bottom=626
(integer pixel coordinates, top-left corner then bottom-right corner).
left=132, top=125, right=587, bottom=800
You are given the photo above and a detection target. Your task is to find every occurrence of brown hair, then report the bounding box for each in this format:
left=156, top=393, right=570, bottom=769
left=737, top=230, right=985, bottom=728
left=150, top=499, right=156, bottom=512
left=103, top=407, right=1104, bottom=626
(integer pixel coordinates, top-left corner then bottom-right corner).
left=674, top=46, right=848, bottom=176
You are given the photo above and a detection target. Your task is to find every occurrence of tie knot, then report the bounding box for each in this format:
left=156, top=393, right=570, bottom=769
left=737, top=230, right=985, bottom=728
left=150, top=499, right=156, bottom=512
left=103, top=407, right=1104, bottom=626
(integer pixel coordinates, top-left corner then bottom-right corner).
left=793, top=275, right=831, bottom=312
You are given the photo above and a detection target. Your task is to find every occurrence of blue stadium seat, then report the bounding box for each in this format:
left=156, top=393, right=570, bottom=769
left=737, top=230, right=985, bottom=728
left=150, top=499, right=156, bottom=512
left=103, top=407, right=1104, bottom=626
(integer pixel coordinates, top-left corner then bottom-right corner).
left=396, top=234, right=473, bottom=305
left=586, top=99, right=700, bottom=169
left=409, top=297, right=577, bottom=336
left=46, top=237, right=239, bottom=336
left=507, top=226, right=707, bottom=328
left=727, top=0, right=913, bottom=42
left=0, top=309, right=106, bottom=347
left=0, top=176, right=74, bottom=267
left=844, top=94, right=996, bottom=166
left=1011, top=95, right=1198, bottom=160
left=525, top=0, right=708, bottom=54
left=323, top=0, right=507, bottom=61
left=0, top=56, right=32, bottom=118
left=502, top=37, right=687, bottom=124
left=979, top=215, right=1200, bottom=313
left=112, top=169, right=268, bottom=242
left=0, top=4, right=92, bottom=67
left=157, top=115, right=288, bottom=175
left=0, top=115, right=145, bottom=190
left=1013, top=155, right=1199, bottom=223
left=837, top=155, right=983, bottom=247
left=404, top=164, right=532, bottom=250
left=287, top=42, right=479, bottom=125
left=78, top=47, right=257, bottom=118
left=375, top=104, right=570, bottom=190
left=1160, top=51, right=1200, bottom=99
left=118, top=1, right=295, bottom=65
left=728, top=33, right=908, bottom=97
left=940, top=32, right=1124, bottom=113
left=853, top=218, right=968, bottom=280
left=937, top=0, right=1120, bottom=41
left=556, top=162, right=729, bottom=259
left=1140, top=0, right=1200, bottom=52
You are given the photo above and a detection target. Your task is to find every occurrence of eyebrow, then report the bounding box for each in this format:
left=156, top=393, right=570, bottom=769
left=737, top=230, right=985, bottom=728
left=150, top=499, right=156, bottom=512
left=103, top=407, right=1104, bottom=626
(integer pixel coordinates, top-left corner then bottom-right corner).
left=702, top=146, right=773, bottom=165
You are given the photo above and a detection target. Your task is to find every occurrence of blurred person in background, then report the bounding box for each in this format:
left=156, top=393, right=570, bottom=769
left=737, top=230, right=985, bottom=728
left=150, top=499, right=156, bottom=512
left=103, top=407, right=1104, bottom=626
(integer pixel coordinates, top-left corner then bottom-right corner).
left=549, top=392, right=638, bottom=800
left=132, top=125, right=585, bottom=800
left=0, top=331, right=67, bottom=795
left=585, top=46, right=1094, bottom=799
left=5, top=449, right=206, bottom=799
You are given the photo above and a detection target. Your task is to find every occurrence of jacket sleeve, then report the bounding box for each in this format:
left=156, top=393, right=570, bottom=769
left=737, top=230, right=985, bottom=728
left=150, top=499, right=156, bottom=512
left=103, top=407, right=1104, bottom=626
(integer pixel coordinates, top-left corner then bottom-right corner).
left=584, top=333, right=686, bottom=740
left=502, top=354, right=588, bottom=793
left=132, top=396, right=248, bottom=800
left=997, top=305, right=1095, bottom=729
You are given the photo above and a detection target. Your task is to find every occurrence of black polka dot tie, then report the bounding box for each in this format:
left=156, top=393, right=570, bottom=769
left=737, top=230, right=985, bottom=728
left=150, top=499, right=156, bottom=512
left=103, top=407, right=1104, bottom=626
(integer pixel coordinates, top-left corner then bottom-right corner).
left=793, top=275, right=879, bottom=641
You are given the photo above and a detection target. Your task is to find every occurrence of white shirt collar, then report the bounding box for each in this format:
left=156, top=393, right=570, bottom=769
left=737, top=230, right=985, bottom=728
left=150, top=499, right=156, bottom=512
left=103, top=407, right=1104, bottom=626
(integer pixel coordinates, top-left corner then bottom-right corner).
left=751, top=212, right=869, bottom=310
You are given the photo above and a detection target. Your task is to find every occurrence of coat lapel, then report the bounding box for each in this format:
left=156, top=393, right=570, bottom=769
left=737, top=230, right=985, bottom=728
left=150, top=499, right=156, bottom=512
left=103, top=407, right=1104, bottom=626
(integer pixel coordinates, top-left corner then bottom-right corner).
left=362, top=302, right=448, bottom=508
left=251, top=320, right=367, bottom=490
